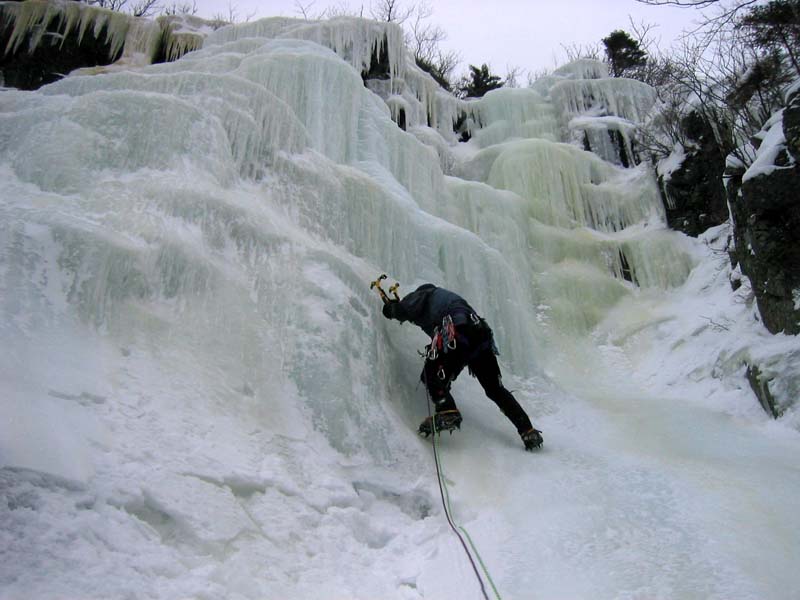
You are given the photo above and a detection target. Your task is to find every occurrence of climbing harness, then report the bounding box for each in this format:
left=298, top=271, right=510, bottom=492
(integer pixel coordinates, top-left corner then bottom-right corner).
left=426, top=388, right=503, bottom=600
left=428, top=313, right=459, bottom=361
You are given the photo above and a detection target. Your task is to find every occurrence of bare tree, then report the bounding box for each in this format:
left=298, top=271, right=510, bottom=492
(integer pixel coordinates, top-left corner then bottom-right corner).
left=320, top=2, right=365, bottom=18
left=629, top=16, right=661, bottom=52
left=83, top=0, right=161, bottom=17
left=408, top=2, right=459, bottom=86
left=527, top=67, right=552, bottom=87
left=636, top=0, right=763, bottom=48
left=622, top=17, right=675, bottom=86
left=504, top=65, right=524, bottom=88
left=639, top=17, right=790, bottom=167
left=211, top=1, right=257, bottom=26
left=130, top=0, right=161, bottom=17
left=83, top=0, right=130, bottom=10
left=294, top=1, right=316, bottom=19
left=408, top=2, right=440, bottom=58
left=560, top=41, right=602, bottom=61
left=370, top=0, right=414, bottom=24
left=635, top=0, right=783, bottom=162
left=635, top=0, right=757, bottom=7
left=162, top=1, right=197, bottom=16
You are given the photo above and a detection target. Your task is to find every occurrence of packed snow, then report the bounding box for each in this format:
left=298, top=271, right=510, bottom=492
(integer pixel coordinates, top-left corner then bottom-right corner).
left=1, top=15, right=800, bottom=600
left=743, top=108, right=794, bottom=183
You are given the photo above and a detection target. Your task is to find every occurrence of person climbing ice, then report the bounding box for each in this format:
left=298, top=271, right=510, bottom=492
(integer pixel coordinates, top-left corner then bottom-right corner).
left=375, top=280, right=543, bottom=451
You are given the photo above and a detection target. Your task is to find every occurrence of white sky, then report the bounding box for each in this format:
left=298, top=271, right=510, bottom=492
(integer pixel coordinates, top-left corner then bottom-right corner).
left=190, top=0, right=707, bottom=77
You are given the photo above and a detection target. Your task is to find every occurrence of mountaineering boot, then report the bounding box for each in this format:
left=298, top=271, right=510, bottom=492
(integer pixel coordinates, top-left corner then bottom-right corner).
left=418, top=409, right=463, bottom=437
left=521, top=427, right=543, bottom=451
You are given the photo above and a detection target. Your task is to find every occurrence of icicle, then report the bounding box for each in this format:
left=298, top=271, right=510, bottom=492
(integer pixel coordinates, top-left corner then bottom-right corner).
left=466, top=87, right=559, bottom=147
left=3, top=0, right=62, bottom=55
left=205, top=17, right=406, bottom=84
left=2, top=0, right=162, bottom=64
left=569, top=115, right=638, bottom=167
left=551, top=77, right=657, bottom=125
left=620, top=231, right=697, bottom=289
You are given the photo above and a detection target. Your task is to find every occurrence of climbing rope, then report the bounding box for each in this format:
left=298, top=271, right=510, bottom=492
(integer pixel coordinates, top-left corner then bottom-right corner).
left=427, top=392, right=503, bottom=600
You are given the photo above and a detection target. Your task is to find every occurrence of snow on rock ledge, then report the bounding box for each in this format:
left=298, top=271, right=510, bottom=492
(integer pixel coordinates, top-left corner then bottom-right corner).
left=0, top=0, right=213, bottom=87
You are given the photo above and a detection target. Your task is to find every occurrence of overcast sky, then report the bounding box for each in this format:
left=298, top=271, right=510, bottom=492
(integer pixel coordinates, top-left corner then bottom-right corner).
left=189, top=0, right=708, bottom=77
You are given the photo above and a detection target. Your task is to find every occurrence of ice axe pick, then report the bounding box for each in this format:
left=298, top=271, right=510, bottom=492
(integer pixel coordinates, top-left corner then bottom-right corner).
left=370, top=274, right=390, bottom=304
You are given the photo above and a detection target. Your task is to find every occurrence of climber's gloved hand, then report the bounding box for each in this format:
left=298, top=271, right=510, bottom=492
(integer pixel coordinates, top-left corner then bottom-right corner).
left=382, top=299, right=399, bottom=319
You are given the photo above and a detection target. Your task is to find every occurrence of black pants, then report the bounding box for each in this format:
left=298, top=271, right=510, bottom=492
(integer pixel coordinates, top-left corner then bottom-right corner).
left=421, top=326, right=533, bottom=435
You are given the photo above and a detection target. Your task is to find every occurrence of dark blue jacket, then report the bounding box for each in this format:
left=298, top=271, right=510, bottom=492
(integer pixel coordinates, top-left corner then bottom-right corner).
left=383, top=284, right=476, bottom=337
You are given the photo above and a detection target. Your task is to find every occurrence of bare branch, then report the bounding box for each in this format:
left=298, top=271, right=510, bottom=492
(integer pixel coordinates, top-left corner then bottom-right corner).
left=527, top=68, right=552, bottom=87
left=636, top=0, right=762, bottom=39
left=321, top=2, right=364, bottom=18
left=504, top=65, right=524, bottom=88
left=370, top=0, right=414, bottom=24
left=84, top=0, right=130, bottom=10
left=162, top=1, right=197, bottom=16
left=560, top=41, right=601, bottom=61
left=635, top=0, right=753, bottom=7
left=628, top=15, right=661, bottom=52
left=294, top=0, right=316, bottom=19
left=130, top=0, right=160, bottom=17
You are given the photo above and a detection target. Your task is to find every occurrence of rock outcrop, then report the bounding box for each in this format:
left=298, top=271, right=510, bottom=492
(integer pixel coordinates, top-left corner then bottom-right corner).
left=728, top=89, right=800, bottom=336
left=658, top=111, right=730, bottom=237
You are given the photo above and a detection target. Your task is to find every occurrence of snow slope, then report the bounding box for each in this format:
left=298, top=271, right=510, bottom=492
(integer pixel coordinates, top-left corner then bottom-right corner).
left=1, top=16, right=799, bottom=600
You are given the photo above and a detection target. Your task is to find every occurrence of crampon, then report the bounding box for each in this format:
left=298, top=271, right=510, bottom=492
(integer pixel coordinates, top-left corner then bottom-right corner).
left=521, top=427, right=543, bottom=451
left=419, top=409, right=462, bottom=437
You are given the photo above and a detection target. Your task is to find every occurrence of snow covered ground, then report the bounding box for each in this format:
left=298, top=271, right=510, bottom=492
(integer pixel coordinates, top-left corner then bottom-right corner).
left=1, top=16, right=799, bottom=600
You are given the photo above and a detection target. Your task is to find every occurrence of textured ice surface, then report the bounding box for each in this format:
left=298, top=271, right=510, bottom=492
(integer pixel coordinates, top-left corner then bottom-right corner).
left=1, top=15, right=800, bottom=600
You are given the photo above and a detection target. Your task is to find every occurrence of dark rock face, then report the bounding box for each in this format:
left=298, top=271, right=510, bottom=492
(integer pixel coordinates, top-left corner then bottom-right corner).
left=580, top=129, right=638, bottom=167
left=0, top=6, right=122, bottom=90
left=361, top=37, right=391, bottom=81
left=728, top=92, right=800, bottom=335
left=658, top=111, right=730, bottom=237
left=784, top=89, right=800, bottom=163
left=610, top=128, right=639, bottom=168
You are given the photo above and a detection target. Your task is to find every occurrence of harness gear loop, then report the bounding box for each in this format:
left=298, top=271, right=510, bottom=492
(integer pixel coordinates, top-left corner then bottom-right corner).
left=428, top=326, right=444, bottom=360
left=442, top=314, right=457, bottom=351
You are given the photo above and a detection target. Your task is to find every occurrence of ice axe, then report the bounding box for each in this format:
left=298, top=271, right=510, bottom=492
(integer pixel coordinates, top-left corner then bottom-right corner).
left=370, top=274, right=390, bottom=304
left=388, top=282, right=400, bottom=301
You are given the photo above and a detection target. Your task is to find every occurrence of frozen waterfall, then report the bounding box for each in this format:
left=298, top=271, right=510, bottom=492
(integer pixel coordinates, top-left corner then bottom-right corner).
left=2, top=16, right=799, bottom=600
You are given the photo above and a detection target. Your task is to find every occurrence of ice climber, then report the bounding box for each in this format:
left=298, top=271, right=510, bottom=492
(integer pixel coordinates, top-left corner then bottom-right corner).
left=381, top=283, right=543, bottom=451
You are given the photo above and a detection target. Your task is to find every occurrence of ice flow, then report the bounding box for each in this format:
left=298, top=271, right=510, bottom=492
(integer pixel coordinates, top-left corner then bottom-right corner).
left=1, top=16, right=799, bottom=600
